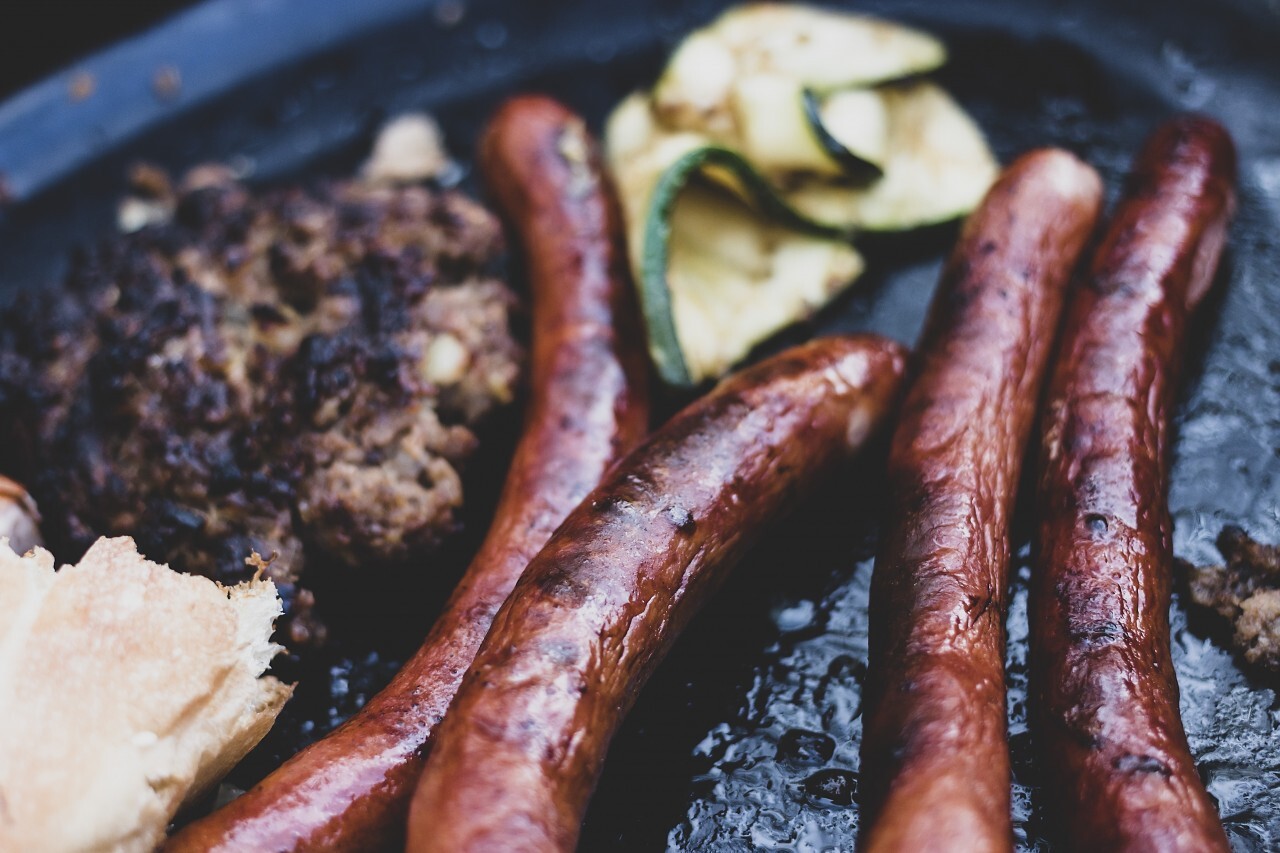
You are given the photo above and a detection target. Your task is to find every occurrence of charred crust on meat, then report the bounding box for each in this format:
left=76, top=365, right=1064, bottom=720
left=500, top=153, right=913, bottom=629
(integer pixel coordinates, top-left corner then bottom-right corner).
left=664, top=504, right=696, bottom=533
left=533, top=561, right=594, bottom=606
left=0, top=167, right=523, bottom=646
left=964, top=589, right=996, bottom=625
left=1068, top=619, right=1125, bottom=647
left=1113, top=753, right=1173, bottom=777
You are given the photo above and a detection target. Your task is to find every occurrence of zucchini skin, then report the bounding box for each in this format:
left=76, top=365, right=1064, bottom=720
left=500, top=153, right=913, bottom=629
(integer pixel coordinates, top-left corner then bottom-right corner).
left=406, top=335, right=908, bottom=853
left=1031, top=116, right=1235, bottom=853
left=801, top=88, right=884, bottom=180
left=861, top=149, right=1103, bottom=853
left=164, top=96, right=651, bottom=853
left=640, top=145, right=849, bottom=387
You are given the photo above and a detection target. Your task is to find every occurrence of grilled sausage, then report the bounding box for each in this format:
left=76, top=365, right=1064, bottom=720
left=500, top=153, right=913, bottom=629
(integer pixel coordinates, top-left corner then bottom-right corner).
left=860, top=149, right=1103, bottom=852
left=1031, top=116, right=1235, bottom=852
left=165, top=96, right=650, bottom=853
left=405, top=335, right=908, bottom=853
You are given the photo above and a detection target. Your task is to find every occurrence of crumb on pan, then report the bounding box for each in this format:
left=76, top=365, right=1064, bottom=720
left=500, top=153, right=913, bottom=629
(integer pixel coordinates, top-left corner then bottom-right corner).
left=1186, top=525, right=1280, bottom=669
left=361, top=113, right=456, bottom=185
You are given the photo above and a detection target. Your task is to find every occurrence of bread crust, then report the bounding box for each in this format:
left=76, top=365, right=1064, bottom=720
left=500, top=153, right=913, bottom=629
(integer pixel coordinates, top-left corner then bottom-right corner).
left=0, top=537, right=291, bottom=853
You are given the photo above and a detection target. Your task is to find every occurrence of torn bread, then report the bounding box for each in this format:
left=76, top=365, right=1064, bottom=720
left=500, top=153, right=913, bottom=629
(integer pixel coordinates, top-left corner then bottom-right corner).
left=0, top=537, right=292, bottom=853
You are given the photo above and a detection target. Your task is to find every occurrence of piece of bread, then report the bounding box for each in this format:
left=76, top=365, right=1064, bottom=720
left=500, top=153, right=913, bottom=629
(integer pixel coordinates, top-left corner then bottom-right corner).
left=0, top=537, right=292, bottom=853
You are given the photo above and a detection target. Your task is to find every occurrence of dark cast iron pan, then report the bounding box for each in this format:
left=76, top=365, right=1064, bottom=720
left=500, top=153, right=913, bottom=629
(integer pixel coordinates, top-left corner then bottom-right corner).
left=1, top=0, right=1278, bottom=849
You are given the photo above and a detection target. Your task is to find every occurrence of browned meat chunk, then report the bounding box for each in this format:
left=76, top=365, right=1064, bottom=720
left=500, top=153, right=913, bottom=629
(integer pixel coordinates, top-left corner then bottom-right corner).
left=1187, top=526, right=1280, bottom=669
left=0, top=168, right=522, bottom=646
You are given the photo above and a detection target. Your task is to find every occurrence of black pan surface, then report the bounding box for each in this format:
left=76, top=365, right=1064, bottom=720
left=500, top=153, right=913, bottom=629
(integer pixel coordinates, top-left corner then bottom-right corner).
left=1, top=1, right=1277, bottom=850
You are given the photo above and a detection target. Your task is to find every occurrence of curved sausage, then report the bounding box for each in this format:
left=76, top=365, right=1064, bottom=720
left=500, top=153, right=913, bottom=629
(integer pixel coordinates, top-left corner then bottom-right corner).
left=860, top=149, right=1103, bottom=852
left=405, top=335, right=909, bottom=853
left=1031, top=116, right=1235, bottom=851
left=165, top=96, right=651, bottom=853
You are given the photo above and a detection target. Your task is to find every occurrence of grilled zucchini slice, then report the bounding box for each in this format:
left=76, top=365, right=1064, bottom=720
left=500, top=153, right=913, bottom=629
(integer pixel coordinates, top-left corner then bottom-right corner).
left=607, top=95, right=862, bottom=386
left=783, top=81, right=999, bottom=231
left=604, top=4, right=998, bottom=384
left=654, top=2, right=946, bottom=134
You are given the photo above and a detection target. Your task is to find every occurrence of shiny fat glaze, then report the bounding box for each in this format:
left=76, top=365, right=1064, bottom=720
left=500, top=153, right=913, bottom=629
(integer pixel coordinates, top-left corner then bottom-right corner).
left=860, top=149, right=1104, bottom=853
left=406, top=336, right=908, bottom=853
left=1031, top=116, right=1236, bottom=852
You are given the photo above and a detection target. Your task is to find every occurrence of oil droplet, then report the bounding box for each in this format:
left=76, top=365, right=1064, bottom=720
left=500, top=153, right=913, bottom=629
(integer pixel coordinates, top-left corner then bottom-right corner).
left=801, top=769, right=859, bottom=806
left=777, top=729, right=836, bottom=766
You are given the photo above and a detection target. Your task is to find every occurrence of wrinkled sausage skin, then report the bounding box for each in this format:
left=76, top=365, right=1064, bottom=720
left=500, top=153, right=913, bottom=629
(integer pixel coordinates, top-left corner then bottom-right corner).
left=164, top=96, right=650, bottom=853
left=861, top=149, right=1103, bottom=853
left=406, top=335, right=908, bottom=853
left=1032, top=116, right=1235, bottom=852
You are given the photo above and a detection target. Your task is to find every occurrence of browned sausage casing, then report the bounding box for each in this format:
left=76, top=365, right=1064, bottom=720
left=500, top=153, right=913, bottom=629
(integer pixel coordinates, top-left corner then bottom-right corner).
left=860, top=149, right=1103, bottom=852
left=164, top=96, right=650, bottom=853
left=1032, top=116, right=1235, bottom=852
left=405, top=335, right=908, bottom=853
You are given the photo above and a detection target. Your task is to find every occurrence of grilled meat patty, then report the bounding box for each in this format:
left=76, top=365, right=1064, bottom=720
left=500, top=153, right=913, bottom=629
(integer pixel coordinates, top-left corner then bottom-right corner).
left=0, top=168, right=522, bottom=646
